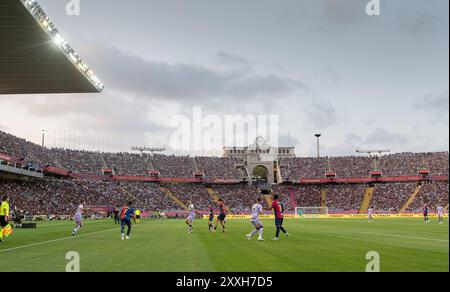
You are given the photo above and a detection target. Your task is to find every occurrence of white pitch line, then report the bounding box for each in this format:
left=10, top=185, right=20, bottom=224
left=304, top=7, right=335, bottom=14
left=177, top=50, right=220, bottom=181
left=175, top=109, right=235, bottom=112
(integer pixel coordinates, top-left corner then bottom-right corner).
left=362, top=232, right=449, bottom=243
left=0, top=227, right=118, bottom=253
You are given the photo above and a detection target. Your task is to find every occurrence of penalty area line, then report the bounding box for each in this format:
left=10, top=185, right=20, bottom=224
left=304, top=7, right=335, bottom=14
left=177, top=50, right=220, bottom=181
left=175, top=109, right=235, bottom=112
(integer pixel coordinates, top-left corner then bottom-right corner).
left=0, top=227, right=118, bottom=253
left=362, top=232, right=449, bottom=243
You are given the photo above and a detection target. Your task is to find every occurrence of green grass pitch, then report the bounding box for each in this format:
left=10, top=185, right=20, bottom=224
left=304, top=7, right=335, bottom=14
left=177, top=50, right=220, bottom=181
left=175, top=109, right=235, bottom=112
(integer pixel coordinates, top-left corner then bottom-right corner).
left=0, top=218, right=448, bottom=272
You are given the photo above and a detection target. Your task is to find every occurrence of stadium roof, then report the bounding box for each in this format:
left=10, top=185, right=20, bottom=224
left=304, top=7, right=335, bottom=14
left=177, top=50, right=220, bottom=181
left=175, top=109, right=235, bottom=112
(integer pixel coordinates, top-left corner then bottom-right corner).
left=0, top=0, right=104, bottom=94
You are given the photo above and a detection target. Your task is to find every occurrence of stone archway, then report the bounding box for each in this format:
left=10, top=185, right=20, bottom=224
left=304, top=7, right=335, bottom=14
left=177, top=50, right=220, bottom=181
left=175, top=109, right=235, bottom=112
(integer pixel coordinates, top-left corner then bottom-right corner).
left=248, top=162, right=274, bottom=187
left=252, top=165, right=269, bottom=180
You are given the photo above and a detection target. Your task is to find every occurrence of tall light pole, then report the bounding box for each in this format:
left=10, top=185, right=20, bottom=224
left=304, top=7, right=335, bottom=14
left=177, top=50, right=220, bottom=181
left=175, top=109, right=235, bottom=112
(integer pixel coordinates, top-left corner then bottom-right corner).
left=315, top=134, right=322, bottom=158
left=41, top=128, right=48, bottom=148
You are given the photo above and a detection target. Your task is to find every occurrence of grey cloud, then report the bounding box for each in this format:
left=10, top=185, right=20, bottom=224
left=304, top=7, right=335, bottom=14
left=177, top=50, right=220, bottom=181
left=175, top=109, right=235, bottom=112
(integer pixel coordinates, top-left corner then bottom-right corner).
left=79, top=45, right=304, bottom=107
left=364, top=128, right=408, bottom=147
left=414, top=91, right=449, bottom=112
left=306, top=102, right=340, bottom=130
left=397, top=10, right=438, bottom=38
left=345, top=133, right=363, bottom=144
left=321, top=0, right=368, bottom=30
left=216, top=51, right=252, bottom=68
left=278, top=133, right=300, bottom=147
left=414, top=91, right=449, bottom=124
left=20, top=93, right=169, bottom=136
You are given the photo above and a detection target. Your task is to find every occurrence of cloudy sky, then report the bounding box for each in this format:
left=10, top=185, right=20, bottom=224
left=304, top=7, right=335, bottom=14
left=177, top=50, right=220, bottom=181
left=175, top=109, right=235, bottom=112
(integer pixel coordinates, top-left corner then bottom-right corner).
left=0, top=0, right=448, bottom=157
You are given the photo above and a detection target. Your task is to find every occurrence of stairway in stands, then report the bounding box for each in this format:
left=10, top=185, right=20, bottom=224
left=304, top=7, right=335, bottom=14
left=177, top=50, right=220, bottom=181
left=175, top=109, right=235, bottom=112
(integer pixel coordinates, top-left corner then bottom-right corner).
left=206, top=187, right=220, bottom=203
left=100, top=153, right=117, bottom=175
left=288, top=188, right=298, bottom=210
left=263, top=195, right=274, bottom=209
left=400, top=184, right=423, bottom=213
left=207, top=187, right=234, bottom=214
left=118, top=186, right=148, bottom=209
left=160, top=187, right=188, bottom=211
left=192, top=157, right=200, bottom=172
left=359, top=187, right=374, bottom=214
left=320, top=188, right=327, bottom=208
left=144, top=155, right=155, bottom=173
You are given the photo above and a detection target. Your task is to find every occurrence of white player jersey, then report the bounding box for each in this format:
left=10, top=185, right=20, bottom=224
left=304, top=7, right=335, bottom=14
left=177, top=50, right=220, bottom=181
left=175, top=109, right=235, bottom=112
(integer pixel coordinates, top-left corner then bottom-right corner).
left=368, top=208, right=374, bottom=215
left=437, top=206, right=444, bottom=214
left=251, top=204, right=263, bottom=220
left=75, top=204, right=83, bottom=215
left=189, top=204, right=195, bottom=216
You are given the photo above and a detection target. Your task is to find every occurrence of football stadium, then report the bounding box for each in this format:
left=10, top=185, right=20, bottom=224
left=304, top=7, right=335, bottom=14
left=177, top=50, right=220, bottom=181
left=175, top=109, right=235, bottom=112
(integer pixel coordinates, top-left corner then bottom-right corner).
left=0, top=0, right=449, bottom=274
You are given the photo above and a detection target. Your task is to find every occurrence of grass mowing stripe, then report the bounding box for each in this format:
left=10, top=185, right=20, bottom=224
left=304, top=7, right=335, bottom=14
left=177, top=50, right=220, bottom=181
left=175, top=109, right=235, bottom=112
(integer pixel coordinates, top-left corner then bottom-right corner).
left=1, top=219, right=447, bottom=271
left=362, top=232, right=449, bottom=243
left=0, top=227, right=118, bottom=253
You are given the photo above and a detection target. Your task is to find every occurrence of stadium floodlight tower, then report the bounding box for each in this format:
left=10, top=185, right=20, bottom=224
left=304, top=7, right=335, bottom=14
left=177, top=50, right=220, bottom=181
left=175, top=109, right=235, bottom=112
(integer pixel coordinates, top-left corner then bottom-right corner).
left=356, top=149, right=391, bottom=172
left=40, top=128, right=48, bottom=148
left=314, top=134, right=322, bottom=158
left=131, top=147, right=166, bottom=157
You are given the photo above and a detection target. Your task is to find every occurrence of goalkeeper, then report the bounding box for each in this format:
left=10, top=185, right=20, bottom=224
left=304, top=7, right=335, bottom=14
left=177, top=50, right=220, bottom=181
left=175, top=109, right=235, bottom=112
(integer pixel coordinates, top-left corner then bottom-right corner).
left=0, top=195, right=11, bottom=243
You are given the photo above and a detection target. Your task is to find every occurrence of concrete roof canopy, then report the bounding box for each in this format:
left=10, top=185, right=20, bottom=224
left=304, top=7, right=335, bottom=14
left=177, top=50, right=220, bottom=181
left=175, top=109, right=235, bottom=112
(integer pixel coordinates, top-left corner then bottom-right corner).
left=0, top=0, right=104, bottom=94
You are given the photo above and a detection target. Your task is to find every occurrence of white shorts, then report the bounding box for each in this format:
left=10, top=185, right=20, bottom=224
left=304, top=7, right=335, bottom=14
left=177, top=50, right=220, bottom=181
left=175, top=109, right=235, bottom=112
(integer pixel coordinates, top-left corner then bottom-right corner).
left=74, top=213, right=82, bottom=223
left=187, top=215, right=195, bottom=222
left=438, top=213, right=444, bottom=217
left=251, top=219, right=263, bottom=228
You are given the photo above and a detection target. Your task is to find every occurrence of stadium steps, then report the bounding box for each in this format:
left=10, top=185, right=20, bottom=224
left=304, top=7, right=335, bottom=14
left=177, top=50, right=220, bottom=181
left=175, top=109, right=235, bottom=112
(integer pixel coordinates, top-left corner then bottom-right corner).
left=192, top=157, right=199, bottom=172
left=206, top=187, right=221, bottom=204
left=320, top=188, right=327, bottom=208
left=359, top=187, right=374, bottom=214
left=288, top=188, right=298, bottom=209
left=264, top=195, right=273, bottom=207
left=147, top=156, right=156, bottom=170
left=445, top=204, right=449, bottom=211
left=160, top=187, right=189, bottom=211
left=118, top=186, right=149, bottom=209
left=99, top=153, right=108, bottom=168
left=400, top=185, right=423, bottom=213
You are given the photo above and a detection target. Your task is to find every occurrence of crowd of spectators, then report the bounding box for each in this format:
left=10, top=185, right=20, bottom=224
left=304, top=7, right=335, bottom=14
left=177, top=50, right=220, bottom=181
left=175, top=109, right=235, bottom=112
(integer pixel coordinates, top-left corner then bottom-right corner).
left=1, top=177, right=448, bottom=216
left=0, top=131, right=51, bottom=166
left=273, top=185, right=323, bottom=211
left=408, top=182, right=449, bottom=212
left=151, top=154, right=194, bottom=178
left=164, top=183, right=213, bottom=210
left=50, top=149, right=105, bottom=175
left=1, top=179, right=129, bottom=215
left=280, top=152, right=448, bottom=180
left=371, top=183, right=417, bottom=213
left=197, top=157, right=242, bottom=180
left=212, top=184, right=261, bottom=213
left=103, top=152, right=150, bottom=176
left=1, top=130, right=448, bottom=216
left=121, top=182, right=178, bottom=211
left=2, top=130, right=448, bottom=180
left=326, top=184, right=367, bottom=213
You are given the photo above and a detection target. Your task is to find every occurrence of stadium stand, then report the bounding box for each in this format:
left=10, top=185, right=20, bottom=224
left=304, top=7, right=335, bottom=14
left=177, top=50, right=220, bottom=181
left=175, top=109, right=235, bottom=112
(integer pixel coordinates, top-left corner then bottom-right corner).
left=371, top=183, right=417, bottom=213
left=197, top=156, right=242, bottom=180
left=0, top=130, right=448, bottom=216
left=408, top=181, right=449, bottom=212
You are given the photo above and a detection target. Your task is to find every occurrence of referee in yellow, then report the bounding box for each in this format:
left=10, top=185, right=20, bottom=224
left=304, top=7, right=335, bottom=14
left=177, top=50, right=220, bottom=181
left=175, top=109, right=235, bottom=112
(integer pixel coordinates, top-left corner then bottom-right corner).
left=134, top=209, right=141, bottom=224
left=0, top=195, right=10, bottom=243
